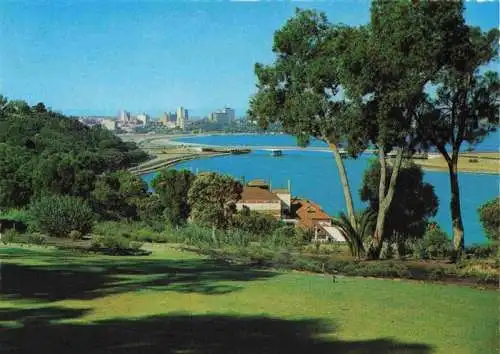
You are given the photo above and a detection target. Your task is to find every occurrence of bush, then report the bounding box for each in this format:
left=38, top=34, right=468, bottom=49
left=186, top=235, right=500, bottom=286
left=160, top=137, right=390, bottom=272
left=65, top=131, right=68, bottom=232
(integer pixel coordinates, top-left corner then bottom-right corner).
left=69, top=230, right=82, bottom=241
left=29, top=195, right=95, bottom=237
left=267, top=226, right=297, bottom=249
left=478, top=197, right=500, bottom=242
left=415, top=223, right=451, bottom=259
left=295, top=228, right=314, bottom=245
left=28, top=233, right=47, bottom=245
left=464, top=244, right=497, bottom=259
left=90, top=236, right=102, bottom=250
left=101, top=234, right=130, bottom=250
left=2, top=229, right=19, bottom=244
left=468, top=158, right=479, bottom=163
left=130, top=241, right=144, bottom=251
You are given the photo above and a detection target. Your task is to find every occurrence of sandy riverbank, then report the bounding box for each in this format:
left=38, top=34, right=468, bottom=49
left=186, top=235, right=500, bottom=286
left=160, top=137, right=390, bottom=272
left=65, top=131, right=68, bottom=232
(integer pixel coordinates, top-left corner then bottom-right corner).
left=122, top=133, right=500, bottom=175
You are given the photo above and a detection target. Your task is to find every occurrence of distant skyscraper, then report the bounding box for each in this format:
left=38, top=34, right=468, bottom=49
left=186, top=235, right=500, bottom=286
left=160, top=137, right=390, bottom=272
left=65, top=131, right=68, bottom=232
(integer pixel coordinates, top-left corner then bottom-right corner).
left=119, top=110, right=130, bottom=123
left=136, top=113, right=150, bottom=125
left=176, top=106, right=188, bottom=129
left=224, top=107, right=235, bottom=123
left=208, top=106, right=235, bottom=125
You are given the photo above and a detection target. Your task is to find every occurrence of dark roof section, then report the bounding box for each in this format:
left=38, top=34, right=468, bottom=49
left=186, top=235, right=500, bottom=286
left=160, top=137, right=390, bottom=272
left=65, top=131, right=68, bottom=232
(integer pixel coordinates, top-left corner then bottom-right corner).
left=239, top=186, right=280, bottom=203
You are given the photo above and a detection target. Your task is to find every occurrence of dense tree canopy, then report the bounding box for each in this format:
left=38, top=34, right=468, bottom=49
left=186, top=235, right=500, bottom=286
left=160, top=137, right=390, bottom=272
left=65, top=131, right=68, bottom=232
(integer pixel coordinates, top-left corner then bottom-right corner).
left=478, top=198, right=500, bottom=243
left=91, top=171, right=149, bottom=220
left=152, top=169, right=196, bottom=226
left=416, top=24, right=499, bottom=254
left=360, top=160, right=439, bottom=249
left=0, top=96, right=148, bottom=209
left=188, top=173, right=242, bottom=229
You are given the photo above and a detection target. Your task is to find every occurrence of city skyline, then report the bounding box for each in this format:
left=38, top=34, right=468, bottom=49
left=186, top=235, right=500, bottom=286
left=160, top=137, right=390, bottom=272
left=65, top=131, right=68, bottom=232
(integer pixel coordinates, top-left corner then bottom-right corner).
left=1, top=1, right=498, bottom=117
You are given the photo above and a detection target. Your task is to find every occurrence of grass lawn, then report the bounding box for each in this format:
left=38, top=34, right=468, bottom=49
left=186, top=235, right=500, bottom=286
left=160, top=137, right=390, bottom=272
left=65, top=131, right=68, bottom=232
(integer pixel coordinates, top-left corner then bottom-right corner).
left=0, top=245, right=497, bottom=354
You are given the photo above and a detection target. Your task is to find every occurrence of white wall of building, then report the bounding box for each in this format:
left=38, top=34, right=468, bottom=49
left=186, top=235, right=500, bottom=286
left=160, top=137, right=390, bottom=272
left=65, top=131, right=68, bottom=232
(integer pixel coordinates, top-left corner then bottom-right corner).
left=136, top=113, right=149, bottom=125
left=275, top=192, right=291, bottom=211
left=236, top=202, right=281, bottom=213
left=101, top=119, right=116, bottom=131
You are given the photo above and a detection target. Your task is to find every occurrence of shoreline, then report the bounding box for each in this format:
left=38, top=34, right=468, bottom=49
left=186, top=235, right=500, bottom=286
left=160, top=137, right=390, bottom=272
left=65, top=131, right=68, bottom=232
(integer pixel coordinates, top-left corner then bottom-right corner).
left=133, top=152, right=231, bottom=176
left=122, top=133, right=499, bottom=175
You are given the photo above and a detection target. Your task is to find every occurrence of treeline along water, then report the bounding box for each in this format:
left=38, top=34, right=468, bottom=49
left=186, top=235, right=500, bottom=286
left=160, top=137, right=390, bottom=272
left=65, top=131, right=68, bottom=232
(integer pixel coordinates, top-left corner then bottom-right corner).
left=142, top=133, right=500, bottom=245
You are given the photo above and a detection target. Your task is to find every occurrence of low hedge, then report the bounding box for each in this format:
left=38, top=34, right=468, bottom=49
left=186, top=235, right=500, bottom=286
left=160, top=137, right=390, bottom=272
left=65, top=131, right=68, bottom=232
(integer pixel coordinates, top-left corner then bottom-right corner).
left=187, top=246, right=497, bottom=287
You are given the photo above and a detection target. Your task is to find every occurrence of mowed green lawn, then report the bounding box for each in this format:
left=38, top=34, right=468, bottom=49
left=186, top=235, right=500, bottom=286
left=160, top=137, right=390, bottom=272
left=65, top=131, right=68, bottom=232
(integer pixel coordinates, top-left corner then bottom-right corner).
left=0, top=245, right=497, bottom=354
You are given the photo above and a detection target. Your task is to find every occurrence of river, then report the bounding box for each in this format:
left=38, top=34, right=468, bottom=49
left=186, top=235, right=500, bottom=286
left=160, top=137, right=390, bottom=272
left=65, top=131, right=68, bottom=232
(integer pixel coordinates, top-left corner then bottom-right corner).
left=142, top=132, right=499, bottom=245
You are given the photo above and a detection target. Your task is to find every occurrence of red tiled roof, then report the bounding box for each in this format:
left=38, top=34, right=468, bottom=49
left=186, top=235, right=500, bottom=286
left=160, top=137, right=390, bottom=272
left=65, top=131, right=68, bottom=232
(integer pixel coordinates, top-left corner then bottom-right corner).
left=239, top=186, right=280, bottom=203
left=292, top=198, right=331, bottom=229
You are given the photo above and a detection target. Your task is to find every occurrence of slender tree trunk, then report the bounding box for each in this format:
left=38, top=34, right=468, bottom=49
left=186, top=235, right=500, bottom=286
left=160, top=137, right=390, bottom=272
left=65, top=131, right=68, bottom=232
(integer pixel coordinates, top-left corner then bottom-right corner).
left=448, top=152, right=465, bottom=259
left=328, top=142, right=357, bottom=230
left=368, top=148, right=404, bottom=259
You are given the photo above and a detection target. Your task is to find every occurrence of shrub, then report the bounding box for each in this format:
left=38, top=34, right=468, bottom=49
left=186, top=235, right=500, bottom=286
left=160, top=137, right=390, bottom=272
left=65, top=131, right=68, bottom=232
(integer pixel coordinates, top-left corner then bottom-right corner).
left=69, top=230, right=82, bottom=241
left=267, top=226, right=296, bottom=249
left=2, top=229, right=19, bottom=244
left=28, top=233, right=47, bottom=245
left=416, top=223, right=452, bottom=259
left=29, top=195, right=95, bottom=237
left=101, top=234, right=130, bottom=251
left=295, top=228, right=314, bottom=245
left=331, top=210, right=375, bottom=259
left=465, top=244, right=496, bottom=259
left=478, top=197, right=500, bottom=242
left=130, top=241, right=144, bottom=251
left=468, top=158, right=479, bottom=163
left=90, top=236, right=102, bottom=250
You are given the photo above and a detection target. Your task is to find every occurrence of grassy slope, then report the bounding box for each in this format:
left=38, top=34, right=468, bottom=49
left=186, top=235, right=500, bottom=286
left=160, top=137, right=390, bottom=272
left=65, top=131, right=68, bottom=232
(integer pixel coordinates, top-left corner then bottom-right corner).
left=0, top=245, right=497, bottom=354
left=412, top=152, right=500, bottom=174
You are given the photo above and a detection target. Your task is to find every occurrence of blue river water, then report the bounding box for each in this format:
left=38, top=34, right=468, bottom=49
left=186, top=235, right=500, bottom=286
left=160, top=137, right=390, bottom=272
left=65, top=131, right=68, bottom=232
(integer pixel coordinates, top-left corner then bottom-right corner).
left=142, top=133, right=499, bottom=245
left=172, top=130, right=500, bottom=152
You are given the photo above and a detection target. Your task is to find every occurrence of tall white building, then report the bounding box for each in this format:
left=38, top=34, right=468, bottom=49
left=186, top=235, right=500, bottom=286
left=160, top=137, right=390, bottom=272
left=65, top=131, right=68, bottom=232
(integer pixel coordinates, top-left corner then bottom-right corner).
left=224, top=107, right=235, bottom=123
left=119, top=110, right=131, bottom=123
left=209, top=107, right=235, bottom=125
left=136, top=113, right=150, bottom=125
left=101, top=119, right=117, bottom=131
left=176, top=106, right=188, bottom=129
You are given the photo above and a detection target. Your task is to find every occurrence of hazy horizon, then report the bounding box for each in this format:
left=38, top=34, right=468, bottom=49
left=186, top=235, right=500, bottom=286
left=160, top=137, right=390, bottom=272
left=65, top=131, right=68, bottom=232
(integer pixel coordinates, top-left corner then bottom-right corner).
left=1, top=0, right=498, bottom=117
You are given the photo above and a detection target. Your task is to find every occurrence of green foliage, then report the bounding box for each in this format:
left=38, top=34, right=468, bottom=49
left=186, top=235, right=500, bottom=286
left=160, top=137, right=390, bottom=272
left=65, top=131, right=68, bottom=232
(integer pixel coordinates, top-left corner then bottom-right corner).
left=2, top=229, right=19, bottom=244
left=130, top=241, right=144, bottom=251
left=100, top=234, right=130, bottom=251
left=0, top=144, right=34, bottom=207
left=249, top=9, right=346, bottom=147
left=27, top=233, right=47, bottom=245
left=478, top=197, right=499, bottom=242
left=29, top=194, right=95, bottom=237
left=295, top=227, right=314, bottom=246
left=91, top=170, right=150, bottom=221
left=360, top=160, right=439, bottom=247
left=231, top=206, right=282, bottom=239
left=152, top=169, right=196, bottom=226
left=0, top=208, right=31, bottom=224
left=69, top=230, right=82, bottom=241
left=135, top=194, right=164, bottom=225
left=464, top=244, right=496, bottom=259
left=331, top=210, right=375, bottom=259
left=94, top=221, right=163, bottom=242
left=266, top=226, right=297, bottom=249
left=414, top=223, right=452, bottom=259
left=188, top=172, right=242, bottom=229
left=0, top=97, right=148, bottom=208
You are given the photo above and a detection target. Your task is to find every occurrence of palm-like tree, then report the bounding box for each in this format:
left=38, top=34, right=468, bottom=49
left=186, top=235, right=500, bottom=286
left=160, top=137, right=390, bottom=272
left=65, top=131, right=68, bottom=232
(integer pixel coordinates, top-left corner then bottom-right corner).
left=331, top=210, right=375, bottom=259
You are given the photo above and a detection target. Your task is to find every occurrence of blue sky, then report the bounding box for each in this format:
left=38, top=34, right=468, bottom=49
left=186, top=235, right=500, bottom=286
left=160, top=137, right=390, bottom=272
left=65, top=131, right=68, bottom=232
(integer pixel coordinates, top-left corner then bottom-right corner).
left=1, top=0, right=498, bottom=118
